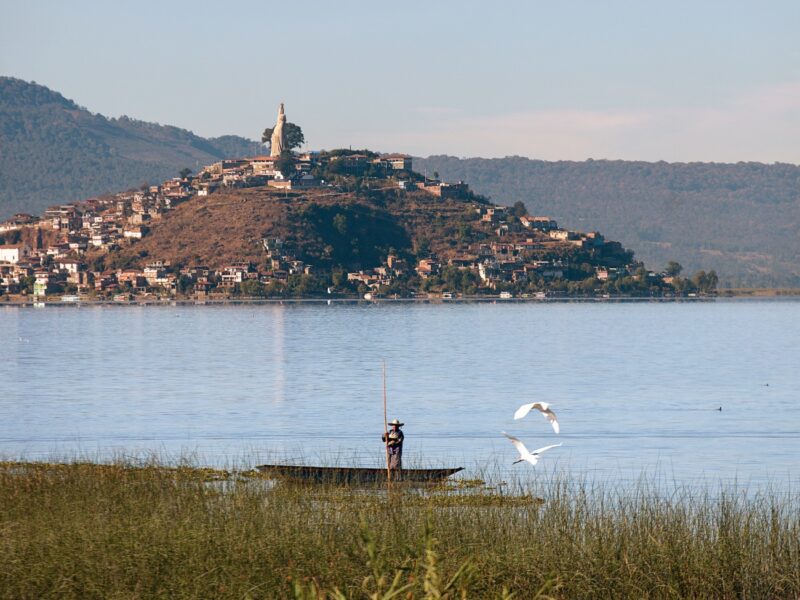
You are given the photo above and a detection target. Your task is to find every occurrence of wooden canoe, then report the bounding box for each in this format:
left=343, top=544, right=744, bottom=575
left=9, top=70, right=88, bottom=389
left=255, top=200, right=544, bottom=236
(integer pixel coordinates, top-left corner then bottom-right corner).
left=254, top=464, right=463, bottom=484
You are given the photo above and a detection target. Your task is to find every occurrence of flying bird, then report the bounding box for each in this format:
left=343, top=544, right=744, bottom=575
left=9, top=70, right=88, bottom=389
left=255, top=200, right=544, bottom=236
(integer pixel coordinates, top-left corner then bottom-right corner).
left=513, top=402, right=560, bottom=434
left=502, top=432, right=562, bottom=466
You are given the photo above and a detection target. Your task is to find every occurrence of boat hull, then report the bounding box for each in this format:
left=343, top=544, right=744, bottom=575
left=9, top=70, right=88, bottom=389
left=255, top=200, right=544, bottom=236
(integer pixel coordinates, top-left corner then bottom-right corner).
left=254, top=464, right=463, bottom=484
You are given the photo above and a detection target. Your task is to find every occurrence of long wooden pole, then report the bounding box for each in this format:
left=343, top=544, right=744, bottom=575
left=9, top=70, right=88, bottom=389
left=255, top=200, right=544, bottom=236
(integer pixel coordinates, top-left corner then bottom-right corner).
left=383, top=361, right=392, bottom=494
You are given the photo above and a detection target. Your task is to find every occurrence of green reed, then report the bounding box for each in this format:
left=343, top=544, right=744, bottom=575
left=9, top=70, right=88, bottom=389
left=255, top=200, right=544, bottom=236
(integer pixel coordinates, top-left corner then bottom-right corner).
left=1, top=459, right=798, bottom=599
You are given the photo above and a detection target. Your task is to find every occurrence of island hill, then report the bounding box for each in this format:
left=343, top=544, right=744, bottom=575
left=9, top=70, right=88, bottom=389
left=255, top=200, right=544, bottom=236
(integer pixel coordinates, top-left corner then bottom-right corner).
left=0, top=107, right=718, bottom=301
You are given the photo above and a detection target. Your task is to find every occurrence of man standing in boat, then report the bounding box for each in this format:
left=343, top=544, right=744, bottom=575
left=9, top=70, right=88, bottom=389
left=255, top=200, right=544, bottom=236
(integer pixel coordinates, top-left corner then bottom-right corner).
left=382, top=418, right=404, bottom=470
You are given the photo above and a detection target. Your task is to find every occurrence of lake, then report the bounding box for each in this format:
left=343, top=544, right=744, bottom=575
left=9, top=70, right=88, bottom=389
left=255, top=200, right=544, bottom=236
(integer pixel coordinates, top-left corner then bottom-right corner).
left=1, top=299, right=798, bottom=490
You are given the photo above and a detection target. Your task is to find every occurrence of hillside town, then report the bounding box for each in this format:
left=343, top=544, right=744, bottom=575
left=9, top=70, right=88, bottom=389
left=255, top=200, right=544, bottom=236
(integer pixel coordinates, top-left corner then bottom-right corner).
left=0, top=105, right=716, bottom=302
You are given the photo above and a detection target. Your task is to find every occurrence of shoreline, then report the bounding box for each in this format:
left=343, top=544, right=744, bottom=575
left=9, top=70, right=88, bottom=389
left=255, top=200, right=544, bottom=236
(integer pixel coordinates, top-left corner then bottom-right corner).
left=0, top=295, right=726, bottom=307
left=3, top=290, right=800, bottom=307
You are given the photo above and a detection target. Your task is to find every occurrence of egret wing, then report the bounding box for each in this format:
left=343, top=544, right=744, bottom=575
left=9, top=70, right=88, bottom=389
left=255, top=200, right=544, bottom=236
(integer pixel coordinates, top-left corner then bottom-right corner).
left=502, top=431, right=529, bottom=456
left=531, top=443, right=563, bottom=456
left=513, top=403, right=535, bottom=420
left=541, top=407, right=560, bottom=434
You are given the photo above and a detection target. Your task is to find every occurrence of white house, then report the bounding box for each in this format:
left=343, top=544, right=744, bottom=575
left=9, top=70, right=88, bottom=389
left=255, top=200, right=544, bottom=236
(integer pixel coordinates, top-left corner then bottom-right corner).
left=0, top=244, right=30, bottom=264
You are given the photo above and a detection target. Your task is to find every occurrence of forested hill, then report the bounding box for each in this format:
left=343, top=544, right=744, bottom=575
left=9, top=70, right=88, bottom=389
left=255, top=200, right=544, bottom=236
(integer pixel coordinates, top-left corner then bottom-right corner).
left=416, top=156, right=800, bottom=288
left=0, top=77, right=260, bottom=219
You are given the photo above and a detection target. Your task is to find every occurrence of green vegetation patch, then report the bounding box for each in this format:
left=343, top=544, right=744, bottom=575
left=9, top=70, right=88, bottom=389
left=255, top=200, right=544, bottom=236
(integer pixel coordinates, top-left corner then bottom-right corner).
left=300, top=202, right=412, bottom=270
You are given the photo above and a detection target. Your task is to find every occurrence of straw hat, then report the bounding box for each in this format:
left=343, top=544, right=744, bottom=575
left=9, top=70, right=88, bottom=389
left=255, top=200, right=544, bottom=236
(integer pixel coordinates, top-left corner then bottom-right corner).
left=388, top=419, right=404, bottom=427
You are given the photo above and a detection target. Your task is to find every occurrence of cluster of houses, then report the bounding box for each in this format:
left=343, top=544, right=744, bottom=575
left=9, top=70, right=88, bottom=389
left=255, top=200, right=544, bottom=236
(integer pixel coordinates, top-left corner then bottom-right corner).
left=198, top=152, right=320, bottom=192
left=196, top=151, right=417, bottom=192
left=0, top=178, right=200, bottom=297
left=0, top=147, right=661, bottom=300
left=346, top=210, right=638, bottom=294
left=0, top=237, right=316, bottom=300
left=0, top=220, right=324, bottom=298
left=0, top=150, right=418, bottom=299
left=111, top=239, right=317, bottom=298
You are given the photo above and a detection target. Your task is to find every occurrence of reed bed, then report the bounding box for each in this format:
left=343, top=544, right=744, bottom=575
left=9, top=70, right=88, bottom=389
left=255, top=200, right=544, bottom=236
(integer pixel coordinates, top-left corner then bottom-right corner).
left=1, top=458, right=799, bottom=599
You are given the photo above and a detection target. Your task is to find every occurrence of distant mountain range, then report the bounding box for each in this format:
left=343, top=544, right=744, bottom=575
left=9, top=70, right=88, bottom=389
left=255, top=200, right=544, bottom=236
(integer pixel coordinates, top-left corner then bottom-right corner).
left=0, top=77, right=260, bottom=219
left=2, top=77, right=798, bottom=287
left=416, top=156, right=800, bottom=288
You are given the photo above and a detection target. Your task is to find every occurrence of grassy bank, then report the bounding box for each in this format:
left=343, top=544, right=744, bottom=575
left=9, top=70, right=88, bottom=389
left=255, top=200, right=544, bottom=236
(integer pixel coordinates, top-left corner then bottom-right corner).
left=1, top=460, right=799, bottom=599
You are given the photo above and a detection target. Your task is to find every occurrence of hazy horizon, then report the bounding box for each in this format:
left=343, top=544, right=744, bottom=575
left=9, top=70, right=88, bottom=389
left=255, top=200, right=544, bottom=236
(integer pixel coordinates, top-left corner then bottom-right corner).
left=2, top=0, right=798, bottom=163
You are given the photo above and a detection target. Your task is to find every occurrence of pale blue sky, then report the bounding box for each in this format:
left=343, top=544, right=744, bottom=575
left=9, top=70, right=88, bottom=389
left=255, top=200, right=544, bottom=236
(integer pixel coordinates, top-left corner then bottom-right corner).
left=2, top=0, right=798, bottom=162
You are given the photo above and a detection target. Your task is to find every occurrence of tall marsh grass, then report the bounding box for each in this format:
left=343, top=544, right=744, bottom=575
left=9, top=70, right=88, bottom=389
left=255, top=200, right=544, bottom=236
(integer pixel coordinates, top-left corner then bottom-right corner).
left=1, top=458, right=799, bottom=598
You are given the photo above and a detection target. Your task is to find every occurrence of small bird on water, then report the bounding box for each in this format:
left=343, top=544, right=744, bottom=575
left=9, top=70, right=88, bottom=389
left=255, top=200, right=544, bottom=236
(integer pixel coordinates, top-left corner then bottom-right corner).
left=513, top=402, right=560, bottom=434
left=502, top=432, right=562, bottom=466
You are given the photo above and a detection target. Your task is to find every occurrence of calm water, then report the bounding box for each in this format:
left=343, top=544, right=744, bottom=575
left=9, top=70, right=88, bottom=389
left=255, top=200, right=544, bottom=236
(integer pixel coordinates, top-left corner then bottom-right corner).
left=1, top=300, right=798, bottom=489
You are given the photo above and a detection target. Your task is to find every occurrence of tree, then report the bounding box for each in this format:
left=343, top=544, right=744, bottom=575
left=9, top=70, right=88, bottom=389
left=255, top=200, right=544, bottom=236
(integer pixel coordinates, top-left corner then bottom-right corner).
left=179, top=168, right=192, bottom=179
left=287, top=274, right=327, bottom=296
left=284, top=123, right=305, bottom=151
left=509, top=200, right=528, bottom=217
left=665, top=261, right=683, bottom=277
left=586, top=279, right=603, bottom=294
left=691, top=270, right=719, bottom=294
left=176, top=275, right=194, bottom=295
left=89, top=254, right=106, bottom=272
left=274, top=152, right=297, bottom=177
left=238, top=279, right=265, bottom=297
left=331, top=269, right=347, bottom=288
left=18, top=275, right=35, bottom=294
left=261, top=122, right=305, bottom=152
left=414, top=237, right=431, bottom=256
left=332, top=213, right=348, bottom=236
left=0, top=229, right=21, bottom=245
left=705, top=270, right=719, bottom=292
left=674, top=277, right=687, bottom=292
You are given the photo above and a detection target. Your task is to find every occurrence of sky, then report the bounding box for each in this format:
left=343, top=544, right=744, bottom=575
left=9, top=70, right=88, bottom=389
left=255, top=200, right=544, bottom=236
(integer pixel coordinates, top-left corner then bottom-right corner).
left=2, top=0, right=799, bottom=162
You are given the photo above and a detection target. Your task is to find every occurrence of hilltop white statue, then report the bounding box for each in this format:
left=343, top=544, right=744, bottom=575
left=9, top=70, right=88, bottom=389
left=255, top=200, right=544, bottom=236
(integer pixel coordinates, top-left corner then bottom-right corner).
left=270, top=102, right=286, bottom=157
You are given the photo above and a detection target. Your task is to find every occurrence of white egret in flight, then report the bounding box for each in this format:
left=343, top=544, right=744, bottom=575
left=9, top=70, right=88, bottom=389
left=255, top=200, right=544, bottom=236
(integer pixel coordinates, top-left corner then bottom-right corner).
left=514, top=402, right=560, bottom=434
left=502, top=432, right=562, bottom=466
